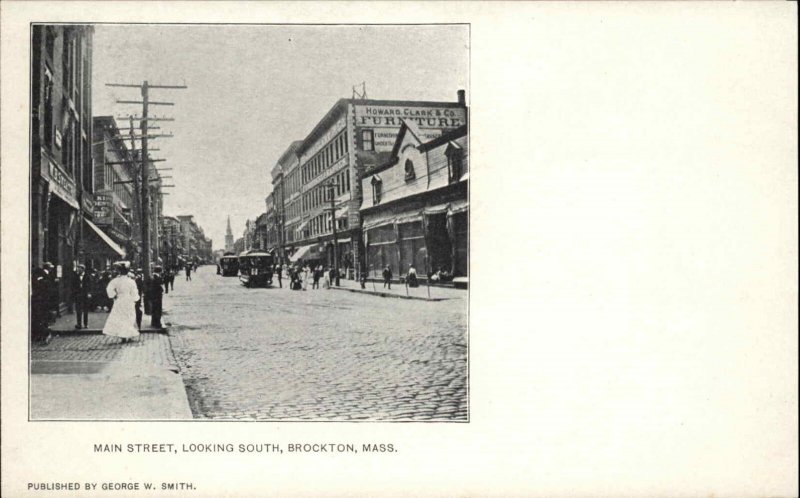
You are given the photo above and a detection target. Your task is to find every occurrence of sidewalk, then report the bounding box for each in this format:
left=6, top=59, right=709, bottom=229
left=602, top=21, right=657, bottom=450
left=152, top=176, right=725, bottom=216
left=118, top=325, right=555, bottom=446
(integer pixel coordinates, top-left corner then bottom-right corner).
left=48, top=309, right=164, bottom=335
left=330, top=278, right=467, bottom=301
left=31, top=309, right=192, bottom=420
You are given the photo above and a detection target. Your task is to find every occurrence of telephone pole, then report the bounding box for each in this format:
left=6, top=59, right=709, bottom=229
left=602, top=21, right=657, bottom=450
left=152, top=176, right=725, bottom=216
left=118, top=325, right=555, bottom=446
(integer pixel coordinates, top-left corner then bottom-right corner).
left=324, top=180, right=341, bottom=286
left=107, top=80, right=186, bottom=281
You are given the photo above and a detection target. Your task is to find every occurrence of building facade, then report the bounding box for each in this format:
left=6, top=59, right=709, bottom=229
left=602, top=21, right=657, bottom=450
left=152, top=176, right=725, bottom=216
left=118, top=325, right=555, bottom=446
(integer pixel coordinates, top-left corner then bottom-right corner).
left=159, top=215, right=183, bottom=269
left=31, top=24, right=95, bottom=308
left=360, top=121, right=468, bottom=281
left=270, top=92, right=468, bottom=278
left=90, top=116, right=138, bottom=267
left=176, top=215, right=212, bottom=263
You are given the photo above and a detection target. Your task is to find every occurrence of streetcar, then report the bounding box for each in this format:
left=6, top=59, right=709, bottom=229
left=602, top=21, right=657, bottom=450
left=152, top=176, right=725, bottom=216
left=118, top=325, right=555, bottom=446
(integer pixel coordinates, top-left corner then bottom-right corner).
left=238, top=251, right=275, bottom=287
left=219, top=255, right=240, bottom=277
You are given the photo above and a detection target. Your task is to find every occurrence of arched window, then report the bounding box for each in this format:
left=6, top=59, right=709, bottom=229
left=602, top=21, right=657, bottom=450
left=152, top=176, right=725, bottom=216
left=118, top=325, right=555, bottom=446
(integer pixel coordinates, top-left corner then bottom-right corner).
left=404, top=159, right=416, bottom=180
left=371, top=175, right=382, bottom=204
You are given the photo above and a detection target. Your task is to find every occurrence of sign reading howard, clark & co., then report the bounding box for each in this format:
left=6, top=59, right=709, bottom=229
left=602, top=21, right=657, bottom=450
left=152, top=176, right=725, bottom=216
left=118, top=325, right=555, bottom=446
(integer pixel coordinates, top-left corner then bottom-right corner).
left=354, top=105, right=466, bottom=129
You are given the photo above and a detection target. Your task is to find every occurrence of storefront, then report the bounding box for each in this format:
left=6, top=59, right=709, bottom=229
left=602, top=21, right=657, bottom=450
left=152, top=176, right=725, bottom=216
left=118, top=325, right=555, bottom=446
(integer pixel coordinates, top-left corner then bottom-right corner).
left=362, top=201, right=467, bottom=281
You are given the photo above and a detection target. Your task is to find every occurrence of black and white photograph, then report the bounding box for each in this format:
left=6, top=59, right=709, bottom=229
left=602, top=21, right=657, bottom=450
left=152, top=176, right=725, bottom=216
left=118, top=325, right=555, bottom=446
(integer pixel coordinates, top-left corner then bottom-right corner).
left=27, top=24, right=469, bottom=421
left=3, top=2, right=797, bottom=497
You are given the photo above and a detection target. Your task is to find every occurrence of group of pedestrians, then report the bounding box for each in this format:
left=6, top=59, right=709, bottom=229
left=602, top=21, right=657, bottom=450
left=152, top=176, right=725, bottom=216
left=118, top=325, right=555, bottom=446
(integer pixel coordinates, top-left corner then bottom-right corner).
left=276, top=263, right=339, bottom=291
left=30, top=261, right=190, bottom=345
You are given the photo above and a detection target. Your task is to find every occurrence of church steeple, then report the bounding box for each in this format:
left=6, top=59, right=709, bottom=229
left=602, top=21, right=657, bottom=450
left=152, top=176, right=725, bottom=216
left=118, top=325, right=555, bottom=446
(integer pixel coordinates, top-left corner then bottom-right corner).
left=225, top=216, right=234, bottom=252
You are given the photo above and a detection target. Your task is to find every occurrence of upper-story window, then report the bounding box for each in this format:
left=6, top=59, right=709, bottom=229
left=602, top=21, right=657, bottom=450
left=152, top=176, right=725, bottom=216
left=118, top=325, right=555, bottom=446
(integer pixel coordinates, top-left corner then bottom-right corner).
left=362, top=129, right=374, bottom=152
left=371, top=176, right=382, bottom=204
left=446, top=142, right=464, bottom=183
left=404, top=159, right=416, bottom=181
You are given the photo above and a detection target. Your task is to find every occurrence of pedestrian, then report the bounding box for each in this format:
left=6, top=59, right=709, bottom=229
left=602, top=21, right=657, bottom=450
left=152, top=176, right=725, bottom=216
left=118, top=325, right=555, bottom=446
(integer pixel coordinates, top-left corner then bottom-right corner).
left=406, top=265, right=419, bottom=288
left=102, top=264, right=140, bottom=344
left=71, top=264, right=92, bottom=329
left=133, top=269, right=144, bottom=330
left=162, top=267, right=171, bottom=294
left=382, top=266, right=392, bottom=289
left=290, top=267, right=302, bottom=291
left=360, top=270, right=367, bottom=289
left=168, top=267, right=175, bottom=291
left=275, top=264, right=282, bottom=288
left=302, top=264, right=310, bottom=291
left=31, top=267, right=51, bottom=343
left=185, top=264, right=192, bottom=281
left=320, top=267, right=328, bottom=289
left=312, top=265, right=321, bottom=289
left=42, top=262, right=58, bottom=322
left=149, top=266, right=165, bottom=329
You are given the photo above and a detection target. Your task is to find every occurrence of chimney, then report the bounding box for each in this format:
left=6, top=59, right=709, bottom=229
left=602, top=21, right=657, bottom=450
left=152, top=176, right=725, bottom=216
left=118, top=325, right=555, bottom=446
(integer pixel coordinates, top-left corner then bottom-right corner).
left=457, top=89, right=466, bottom=106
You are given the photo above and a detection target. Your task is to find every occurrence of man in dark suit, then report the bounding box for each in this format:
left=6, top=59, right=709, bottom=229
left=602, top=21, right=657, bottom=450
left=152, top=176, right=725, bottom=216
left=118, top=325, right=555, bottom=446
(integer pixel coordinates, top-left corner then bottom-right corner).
left=149, top=266, right=164, bottom=329
left=71, top=264, right=92, bottom=329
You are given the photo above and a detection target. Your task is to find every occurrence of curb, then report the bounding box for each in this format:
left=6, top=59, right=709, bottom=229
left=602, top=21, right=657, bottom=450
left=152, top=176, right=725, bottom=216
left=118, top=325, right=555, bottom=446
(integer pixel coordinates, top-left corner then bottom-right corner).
left=48, top=327, right=170, bottom=336
left=330, top=286, right=447, bottom=301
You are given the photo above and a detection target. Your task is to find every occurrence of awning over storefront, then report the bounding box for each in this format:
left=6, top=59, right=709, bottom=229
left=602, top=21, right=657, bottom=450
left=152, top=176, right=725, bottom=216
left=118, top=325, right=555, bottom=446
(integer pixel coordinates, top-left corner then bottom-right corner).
left=423, top=203, right=450, bottom=215
left=362, top=209, right=399, bottom=231
left=395, top=211, right=423, bottom=224
left=85, top=218, right=126, bottom=257
left=289, top=244, right=314, bottom=262
left=448, top=199, right=469, bottom=215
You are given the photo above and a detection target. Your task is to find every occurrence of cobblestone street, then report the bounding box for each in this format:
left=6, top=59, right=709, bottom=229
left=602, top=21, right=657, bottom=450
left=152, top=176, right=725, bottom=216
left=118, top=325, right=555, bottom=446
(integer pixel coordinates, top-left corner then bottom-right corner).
left=167, top=266, right=468, bottom=421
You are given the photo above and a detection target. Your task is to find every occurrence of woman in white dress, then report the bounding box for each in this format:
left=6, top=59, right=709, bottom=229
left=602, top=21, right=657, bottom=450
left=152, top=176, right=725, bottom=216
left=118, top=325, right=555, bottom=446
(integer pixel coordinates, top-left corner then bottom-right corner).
left=103, top=265, right=140, bottom=343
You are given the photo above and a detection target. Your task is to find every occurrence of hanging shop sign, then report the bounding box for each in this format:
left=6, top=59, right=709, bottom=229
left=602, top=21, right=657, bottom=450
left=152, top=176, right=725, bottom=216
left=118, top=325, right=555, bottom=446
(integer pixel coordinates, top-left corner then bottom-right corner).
left=93, top=192, right=113, bottom=225
left=44, top=159, right=78, bottom=209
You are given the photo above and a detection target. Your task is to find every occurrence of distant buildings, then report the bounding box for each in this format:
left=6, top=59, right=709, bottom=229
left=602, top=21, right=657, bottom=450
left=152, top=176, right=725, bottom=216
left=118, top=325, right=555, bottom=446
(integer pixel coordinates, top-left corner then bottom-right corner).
left=176, top=215, right=213, bottom=263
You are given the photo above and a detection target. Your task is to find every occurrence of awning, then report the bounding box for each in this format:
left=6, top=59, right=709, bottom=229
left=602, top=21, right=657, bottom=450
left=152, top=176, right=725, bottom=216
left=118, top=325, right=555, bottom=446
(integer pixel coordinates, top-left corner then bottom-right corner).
left=84, top=218, right=125, bottom=257
left=296, top=220, right=309, bottom=232
left=448, top=199, right=469, bottom=215
left=363, top=209, right=398, bottom=231
left=423, top=203, right=450, bottom=215
left=395, top=210, right=423, bottom=224
left=289, top=244, right=314, bottom=262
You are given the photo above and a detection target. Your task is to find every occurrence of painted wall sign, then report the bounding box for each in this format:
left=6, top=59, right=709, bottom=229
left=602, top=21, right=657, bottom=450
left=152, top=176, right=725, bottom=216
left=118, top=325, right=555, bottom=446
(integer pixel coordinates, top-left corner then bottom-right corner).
left=354, top=105, right=466, bottom=129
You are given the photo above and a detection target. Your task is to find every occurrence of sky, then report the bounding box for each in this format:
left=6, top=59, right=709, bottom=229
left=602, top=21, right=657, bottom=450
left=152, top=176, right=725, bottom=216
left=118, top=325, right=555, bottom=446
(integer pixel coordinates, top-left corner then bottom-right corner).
left=92, top=24, right=468, bottom=249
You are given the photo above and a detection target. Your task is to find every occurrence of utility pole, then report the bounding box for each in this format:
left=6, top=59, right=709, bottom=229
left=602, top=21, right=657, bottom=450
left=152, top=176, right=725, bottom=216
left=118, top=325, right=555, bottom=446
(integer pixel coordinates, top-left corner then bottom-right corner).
left=107, top=81, right=185, bottom=281
left=325, top=180, right=341, bottom=286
